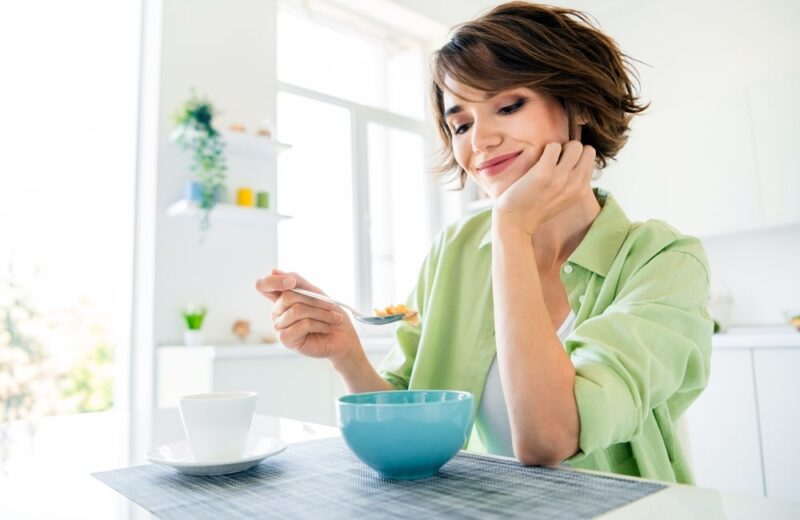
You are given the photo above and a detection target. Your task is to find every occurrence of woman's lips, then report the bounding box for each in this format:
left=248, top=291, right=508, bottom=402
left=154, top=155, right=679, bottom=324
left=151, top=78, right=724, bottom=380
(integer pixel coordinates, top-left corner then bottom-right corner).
left=477, top=151, right=522, bottom=177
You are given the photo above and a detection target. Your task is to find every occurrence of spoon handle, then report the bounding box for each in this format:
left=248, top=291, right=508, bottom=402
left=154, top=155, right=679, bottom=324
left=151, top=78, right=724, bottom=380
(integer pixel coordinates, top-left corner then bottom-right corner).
left=289, top=288, right=358, bottom=315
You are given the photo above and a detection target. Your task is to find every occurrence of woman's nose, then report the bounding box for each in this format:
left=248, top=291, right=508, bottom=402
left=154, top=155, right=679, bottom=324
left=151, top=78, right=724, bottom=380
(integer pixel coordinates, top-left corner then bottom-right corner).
left=471, top=118, right=502, bottom=152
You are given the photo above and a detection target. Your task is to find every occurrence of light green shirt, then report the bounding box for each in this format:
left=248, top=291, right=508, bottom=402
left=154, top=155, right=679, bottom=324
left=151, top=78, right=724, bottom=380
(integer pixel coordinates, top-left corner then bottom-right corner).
left=378, top=188, right=712, bottom=484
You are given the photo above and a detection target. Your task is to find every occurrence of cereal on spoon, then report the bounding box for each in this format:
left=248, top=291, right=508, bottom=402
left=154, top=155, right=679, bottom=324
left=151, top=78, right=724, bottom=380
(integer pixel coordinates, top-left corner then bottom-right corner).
left=374, top=304, right=420, bottom=326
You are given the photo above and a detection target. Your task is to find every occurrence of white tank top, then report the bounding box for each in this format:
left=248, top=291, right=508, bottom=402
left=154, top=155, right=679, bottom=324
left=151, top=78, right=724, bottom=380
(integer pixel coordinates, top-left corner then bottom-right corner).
left=476, top=311, right=577, bottom=457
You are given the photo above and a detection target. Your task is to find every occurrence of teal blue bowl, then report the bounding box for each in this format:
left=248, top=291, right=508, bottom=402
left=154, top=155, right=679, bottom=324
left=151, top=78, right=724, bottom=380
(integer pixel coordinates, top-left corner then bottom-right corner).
left=337, top=390, right=474, bottom=480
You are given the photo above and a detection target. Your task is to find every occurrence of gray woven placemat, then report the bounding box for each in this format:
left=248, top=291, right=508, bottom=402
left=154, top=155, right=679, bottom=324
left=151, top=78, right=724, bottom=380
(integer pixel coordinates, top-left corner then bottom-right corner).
left=93, top=437, right=665, bottom=519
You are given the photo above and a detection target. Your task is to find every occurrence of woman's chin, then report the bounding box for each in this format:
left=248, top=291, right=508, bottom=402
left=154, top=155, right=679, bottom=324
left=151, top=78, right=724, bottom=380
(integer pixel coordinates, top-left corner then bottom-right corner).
left=485, top=181, right=512, bottom=200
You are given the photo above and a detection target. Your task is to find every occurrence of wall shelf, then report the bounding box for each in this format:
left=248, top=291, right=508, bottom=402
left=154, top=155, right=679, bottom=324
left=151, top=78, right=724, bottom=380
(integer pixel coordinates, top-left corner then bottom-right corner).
left=167, top=200, right=291, bottom=223
left=222, top=131, right=291, bottom=156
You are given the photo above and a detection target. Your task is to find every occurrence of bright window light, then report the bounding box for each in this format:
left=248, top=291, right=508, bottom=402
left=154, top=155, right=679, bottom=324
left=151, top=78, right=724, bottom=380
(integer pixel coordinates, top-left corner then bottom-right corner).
left=276, top=92, right=356, bottom=304
left=277, top=7, right=424, bottom=119
left=367, top=123, right=429, bottom=307
left=0, top=0, right=140, bottom=417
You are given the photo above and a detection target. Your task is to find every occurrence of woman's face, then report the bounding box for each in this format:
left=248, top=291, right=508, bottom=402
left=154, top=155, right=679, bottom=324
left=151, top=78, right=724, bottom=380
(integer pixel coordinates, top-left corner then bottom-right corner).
left=442, top=78, right=578, bottom=199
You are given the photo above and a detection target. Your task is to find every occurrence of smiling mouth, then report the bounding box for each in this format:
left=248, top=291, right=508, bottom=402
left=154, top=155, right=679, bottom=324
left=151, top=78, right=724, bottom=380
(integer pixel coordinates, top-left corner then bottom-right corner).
left=476, top=151, right=523, bottom=176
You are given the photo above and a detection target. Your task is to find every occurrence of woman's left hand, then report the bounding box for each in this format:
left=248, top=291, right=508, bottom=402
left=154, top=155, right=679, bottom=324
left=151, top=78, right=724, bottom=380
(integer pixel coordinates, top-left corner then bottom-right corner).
left=493, top=141, right=596, bottom=236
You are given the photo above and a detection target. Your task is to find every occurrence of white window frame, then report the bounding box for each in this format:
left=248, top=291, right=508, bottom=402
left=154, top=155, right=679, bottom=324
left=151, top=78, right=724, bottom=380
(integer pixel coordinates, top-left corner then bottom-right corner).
left=277, top=80, right=442, bottom=336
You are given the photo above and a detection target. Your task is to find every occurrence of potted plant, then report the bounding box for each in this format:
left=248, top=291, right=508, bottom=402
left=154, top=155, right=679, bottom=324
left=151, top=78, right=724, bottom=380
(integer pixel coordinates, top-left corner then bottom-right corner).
left=182, top=303, right=207, bottom=346
left=171, top=90, right=228, bottom=232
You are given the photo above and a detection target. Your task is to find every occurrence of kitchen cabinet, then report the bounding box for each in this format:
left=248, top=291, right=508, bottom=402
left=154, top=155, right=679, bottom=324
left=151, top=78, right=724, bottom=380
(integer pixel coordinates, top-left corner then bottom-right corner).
left=685, top=329, right=800, bottom=502
left=684, top=349, right=764, bottom=497
left=588, top=71, right=800, bottom=238
left=753, top=349, right=800, bottom=503
left=746, top=73, right=800, bottom=228
left=596, top=91, right=764, bottom=238
left=582, top=0, right=800, bottom=238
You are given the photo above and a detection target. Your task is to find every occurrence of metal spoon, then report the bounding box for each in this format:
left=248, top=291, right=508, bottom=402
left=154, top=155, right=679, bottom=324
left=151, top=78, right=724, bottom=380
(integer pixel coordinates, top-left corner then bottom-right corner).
left=289, top=288, right=406, bottom=325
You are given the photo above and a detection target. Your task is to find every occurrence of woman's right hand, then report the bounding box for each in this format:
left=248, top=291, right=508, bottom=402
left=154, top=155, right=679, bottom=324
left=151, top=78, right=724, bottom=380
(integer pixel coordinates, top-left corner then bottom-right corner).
left=255, top=268, right=361, bottom=362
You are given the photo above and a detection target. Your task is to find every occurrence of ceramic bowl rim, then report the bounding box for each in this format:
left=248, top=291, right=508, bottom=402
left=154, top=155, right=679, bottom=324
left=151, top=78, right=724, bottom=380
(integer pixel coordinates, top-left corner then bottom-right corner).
left=337, top=389, right=473, bottom=408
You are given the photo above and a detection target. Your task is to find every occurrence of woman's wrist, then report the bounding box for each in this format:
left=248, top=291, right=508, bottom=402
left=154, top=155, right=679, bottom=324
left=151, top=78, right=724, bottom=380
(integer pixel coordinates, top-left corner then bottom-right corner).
left=492, top=211, right=537, bottom=242
left=330, top=343, right=394, bottom=394
left=492, top=207, right=539, bottom=239
left=329, top=341, right=368, bottom=376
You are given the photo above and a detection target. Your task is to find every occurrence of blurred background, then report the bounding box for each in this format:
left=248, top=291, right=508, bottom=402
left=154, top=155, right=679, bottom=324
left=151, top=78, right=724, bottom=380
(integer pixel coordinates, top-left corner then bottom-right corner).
left=1, top=0, right=798, bottom=502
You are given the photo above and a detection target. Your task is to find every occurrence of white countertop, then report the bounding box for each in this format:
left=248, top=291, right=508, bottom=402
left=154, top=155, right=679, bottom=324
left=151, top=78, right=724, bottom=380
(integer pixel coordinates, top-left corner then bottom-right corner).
left=158, top=336, right=395, bottom=359
left=159, top=326, right=800, bottom=359
left=1, top=410, right=797, bottom=519
left=712, top=325, right=800, bottom=349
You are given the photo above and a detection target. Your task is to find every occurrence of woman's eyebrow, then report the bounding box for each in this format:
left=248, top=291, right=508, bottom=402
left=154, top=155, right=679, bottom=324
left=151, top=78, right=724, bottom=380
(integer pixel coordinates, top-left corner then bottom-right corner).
left=444, top=91, right=502, bottom=118
left=444, top=105, right=463, bottom=117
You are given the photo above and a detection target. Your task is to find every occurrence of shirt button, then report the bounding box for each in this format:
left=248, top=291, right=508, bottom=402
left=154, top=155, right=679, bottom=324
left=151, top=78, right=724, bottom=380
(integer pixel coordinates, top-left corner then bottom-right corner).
left=563, top=264, right=573, bottom=274
left=578, top=295, right=586, bottom=304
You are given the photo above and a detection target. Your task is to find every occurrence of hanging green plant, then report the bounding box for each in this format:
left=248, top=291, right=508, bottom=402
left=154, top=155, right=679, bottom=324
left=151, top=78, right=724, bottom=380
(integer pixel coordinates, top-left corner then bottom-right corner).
left=171, top=90, right=228, bottom=231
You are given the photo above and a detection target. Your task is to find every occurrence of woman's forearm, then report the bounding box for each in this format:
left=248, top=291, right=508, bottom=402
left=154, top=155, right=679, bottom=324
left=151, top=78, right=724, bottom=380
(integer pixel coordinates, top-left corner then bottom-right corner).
left=330, top=346, right=395, bottom=394
left=491, top=219, right=580, bottom=465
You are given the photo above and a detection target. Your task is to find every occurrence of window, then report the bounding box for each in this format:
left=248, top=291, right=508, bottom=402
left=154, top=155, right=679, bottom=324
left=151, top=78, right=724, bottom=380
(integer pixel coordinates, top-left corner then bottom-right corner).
left=276, top=4, right=426, bottom=120
left=0, top=0, right=141, bottom=418
left=366, top=123, right=429, bottom=308
left=276, top=4, right=435, bottom=333
left=275, top=93, right=356, bottom=304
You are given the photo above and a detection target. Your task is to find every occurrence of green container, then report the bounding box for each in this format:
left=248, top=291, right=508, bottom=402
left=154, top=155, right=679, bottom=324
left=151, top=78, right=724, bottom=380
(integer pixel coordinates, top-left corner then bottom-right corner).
left=256, top=191, right=270, bottom=209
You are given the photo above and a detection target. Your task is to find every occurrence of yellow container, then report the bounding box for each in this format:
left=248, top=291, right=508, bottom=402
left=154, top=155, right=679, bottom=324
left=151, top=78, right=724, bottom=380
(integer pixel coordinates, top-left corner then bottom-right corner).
left=236, top=187, right=255, bottom=207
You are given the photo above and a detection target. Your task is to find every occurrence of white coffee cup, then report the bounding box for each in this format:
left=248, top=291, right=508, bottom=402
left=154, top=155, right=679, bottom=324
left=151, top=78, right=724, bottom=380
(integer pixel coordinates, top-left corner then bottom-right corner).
left=179, top=391, right=258, bottom=462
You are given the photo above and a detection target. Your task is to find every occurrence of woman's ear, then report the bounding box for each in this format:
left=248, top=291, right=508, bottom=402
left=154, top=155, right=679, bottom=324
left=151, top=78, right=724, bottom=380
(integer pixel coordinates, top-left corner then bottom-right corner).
left=569, top=113, right=587, bottom=141
left=564, top=100, right=588, bottom=139
left=574, top=110, right=588, bottom=126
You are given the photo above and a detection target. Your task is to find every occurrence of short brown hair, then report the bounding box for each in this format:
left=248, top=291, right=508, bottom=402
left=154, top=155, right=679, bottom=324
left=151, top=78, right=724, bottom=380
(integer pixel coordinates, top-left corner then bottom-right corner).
left=431, top=1, right=649, bottom=187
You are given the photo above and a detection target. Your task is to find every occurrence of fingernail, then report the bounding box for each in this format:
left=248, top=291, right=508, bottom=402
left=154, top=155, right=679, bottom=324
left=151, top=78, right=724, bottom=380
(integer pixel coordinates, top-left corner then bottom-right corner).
left=283, top=278, right=293, bottom=288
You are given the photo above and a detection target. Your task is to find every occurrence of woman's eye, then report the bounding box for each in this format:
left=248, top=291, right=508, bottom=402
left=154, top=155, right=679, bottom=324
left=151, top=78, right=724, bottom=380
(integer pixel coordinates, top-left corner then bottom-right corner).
left=454, top=123, right=471, bottom=135
left=499, top=99, right=525, bottom=115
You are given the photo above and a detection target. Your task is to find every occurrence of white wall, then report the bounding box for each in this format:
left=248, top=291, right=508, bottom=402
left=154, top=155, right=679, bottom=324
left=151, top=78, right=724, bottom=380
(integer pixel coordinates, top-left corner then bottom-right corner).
left=154, top=0, right=279, bottom=346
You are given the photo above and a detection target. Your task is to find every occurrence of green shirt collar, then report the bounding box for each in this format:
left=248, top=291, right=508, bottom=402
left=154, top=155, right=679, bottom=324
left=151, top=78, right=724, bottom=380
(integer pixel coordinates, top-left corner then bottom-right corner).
left=478, top=188, right=631, bottom=278
left=568, top=188, right=631, bottom=277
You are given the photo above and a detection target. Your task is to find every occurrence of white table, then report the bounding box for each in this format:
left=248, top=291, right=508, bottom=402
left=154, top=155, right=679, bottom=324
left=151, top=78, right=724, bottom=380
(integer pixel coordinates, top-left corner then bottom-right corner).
left=0, top=410, right=797, bottom=519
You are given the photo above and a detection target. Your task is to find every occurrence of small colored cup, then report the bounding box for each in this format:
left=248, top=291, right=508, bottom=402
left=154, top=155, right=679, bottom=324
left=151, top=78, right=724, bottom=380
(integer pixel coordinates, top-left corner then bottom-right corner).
left=185, top=181, right=225, bottom=204
left=236, top=187, right=255, bottom=207
left=185, top=180, right=202, bottom=203
left=256, top=191, right=269, bottom=209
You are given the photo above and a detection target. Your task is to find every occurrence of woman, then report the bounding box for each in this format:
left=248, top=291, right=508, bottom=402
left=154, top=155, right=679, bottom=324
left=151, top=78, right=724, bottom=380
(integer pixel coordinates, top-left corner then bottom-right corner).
left=256, top=2, right=712, bottom=484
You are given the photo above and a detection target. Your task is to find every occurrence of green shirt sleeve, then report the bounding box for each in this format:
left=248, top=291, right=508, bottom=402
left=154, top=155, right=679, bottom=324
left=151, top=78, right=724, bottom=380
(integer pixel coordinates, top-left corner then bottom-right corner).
left=566, top=248, right=713, bottom=460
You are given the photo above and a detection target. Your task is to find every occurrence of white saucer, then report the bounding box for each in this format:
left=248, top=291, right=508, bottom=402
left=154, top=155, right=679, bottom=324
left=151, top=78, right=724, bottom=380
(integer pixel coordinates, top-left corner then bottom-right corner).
left=146, top=436, right=287, bottom=475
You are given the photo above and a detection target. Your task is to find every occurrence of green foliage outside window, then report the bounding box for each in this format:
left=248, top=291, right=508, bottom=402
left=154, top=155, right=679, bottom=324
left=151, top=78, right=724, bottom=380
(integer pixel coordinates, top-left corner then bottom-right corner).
left=0, top=266, right=114, bottom=423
